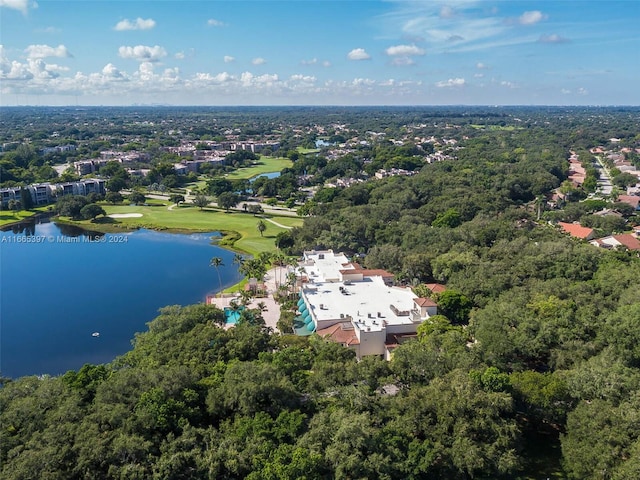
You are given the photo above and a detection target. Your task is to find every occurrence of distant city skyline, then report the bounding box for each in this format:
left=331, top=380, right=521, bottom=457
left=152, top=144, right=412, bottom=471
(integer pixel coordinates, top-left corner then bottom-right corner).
left=1, top=0, right=638, bottom=106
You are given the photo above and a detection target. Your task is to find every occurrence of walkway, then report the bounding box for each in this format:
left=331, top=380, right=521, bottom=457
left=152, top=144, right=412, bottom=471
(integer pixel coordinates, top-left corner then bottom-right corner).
left=260, top=216, right=293, bottom=229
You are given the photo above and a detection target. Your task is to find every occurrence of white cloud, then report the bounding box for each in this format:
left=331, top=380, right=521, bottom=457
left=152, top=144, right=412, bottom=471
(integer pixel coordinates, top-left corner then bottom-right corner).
left=118, top=45, right=167, bottom=62
left=385, top=44, right=425, bottom=56
left=101, top=63, right=125, bottom=80
left=561, top=88, right=571, bottom=94
left=500, top=80, right=516, bottom=88
left=36, top=26, right=61, bottom=34
left=25, top=44, right=71, bottom=59
left=301, top=58, right=317, bottom=65
left=474, top=73, right=484, bottom=78
left=114, top=17, right=156, bottom=31
left=538, top=34, right=569, bottom=44
left=391, top=57, right=415, bottom=66
left=195, top=72, right=233, bottom=83
left=0, top=0, right=36, bottom=15
left=322, top=60, right=331, bottom=67
left=223, top=55, right=235, bottom=63
left=439, top=5, right=455, bottom=19
left=577, top=87, right=588, bottom=95
left=435, top=77, right=465, bottom=87
left=519, top=10, right=546, bottom=25
left=476, top=62, right=488, bottom=69
left=207, top=18, right=225, bottom=27
left=352, top=78, right=375, bottom=86
left=290, top=74, right=316, bottom=83
left=347, top=48, right=370, bottom=60
left=252, top=57, right=266, bottom=65
left=174, top=52, right=185, bottom=60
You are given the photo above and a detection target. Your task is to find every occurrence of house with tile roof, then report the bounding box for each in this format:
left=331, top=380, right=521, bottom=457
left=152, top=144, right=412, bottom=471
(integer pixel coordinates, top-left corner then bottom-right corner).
left=590, top=234, right=640, bottom=251
left=557, top=222, right=596, bottom=240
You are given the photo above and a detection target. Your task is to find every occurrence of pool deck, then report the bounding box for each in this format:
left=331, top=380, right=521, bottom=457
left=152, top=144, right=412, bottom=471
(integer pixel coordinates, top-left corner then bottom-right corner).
left=206, top=266, right=287, bottom=332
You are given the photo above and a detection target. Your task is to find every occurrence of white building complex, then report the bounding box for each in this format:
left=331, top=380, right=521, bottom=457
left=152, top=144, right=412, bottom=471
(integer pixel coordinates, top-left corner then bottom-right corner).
left=296, top=250, right=437, bottom=359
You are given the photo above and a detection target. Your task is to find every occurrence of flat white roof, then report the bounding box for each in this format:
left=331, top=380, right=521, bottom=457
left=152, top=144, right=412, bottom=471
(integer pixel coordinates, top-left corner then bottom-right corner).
left=301, top=275, right=419, bottom=332
left=302, top=250, right=352, bottom=281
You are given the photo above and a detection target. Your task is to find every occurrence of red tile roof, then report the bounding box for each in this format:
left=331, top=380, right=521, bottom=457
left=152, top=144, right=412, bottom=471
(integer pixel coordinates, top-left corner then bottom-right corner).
left=424, top=283, right=447, bottom=293
left=558, top=222, right=594, bottom=239
left=414, top=297, right=437, bottom=307
left=618, top=195, right=640, bottom=209
left=613, top=234, right=640, bottom=250
left=316, top=322, right=360, bottom=346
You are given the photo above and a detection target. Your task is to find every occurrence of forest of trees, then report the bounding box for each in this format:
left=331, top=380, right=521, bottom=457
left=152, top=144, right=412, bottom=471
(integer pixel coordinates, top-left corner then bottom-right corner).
left=1, top=107, right=640, bottom=479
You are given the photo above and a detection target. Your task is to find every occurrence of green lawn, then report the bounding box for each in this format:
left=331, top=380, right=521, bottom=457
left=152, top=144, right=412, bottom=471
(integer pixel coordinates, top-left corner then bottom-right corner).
left=297, top=147, right=321, bottom=155
left=0, top=206, right=52, bottom=227
left=69, top=203, right=302, bottom=256
left=224, top=156, right=292, bottom=180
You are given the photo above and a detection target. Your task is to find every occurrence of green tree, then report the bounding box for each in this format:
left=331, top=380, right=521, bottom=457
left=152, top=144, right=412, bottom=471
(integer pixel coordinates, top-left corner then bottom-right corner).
left=217, top=192, right=240, bottom=212
left=437, top=290, right=473, bottom=325
left=104, top=191, right=123, bottom=204
left=80, top=203, right=106, bottom=220
left=192, top=193, right=209, bottom=210
left=20, top=187, right=33, bottom=210
left=169, top=194, right=185, bottom=206
left=257, top=219, right=267, bottom=237
left=210, top=257, right=224, bottom=297
left=128, top=191, right=146, bottom=205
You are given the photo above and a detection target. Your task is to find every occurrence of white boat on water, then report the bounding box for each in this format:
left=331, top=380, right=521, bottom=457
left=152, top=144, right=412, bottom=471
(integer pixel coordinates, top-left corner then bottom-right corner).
left=91, top=332, right=100, bottom=337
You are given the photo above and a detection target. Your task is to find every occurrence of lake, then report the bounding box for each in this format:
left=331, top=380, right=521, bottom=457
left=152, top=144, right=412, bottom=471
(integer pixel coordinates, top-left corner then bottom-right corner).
left=0, top=219, right=243, bottom=378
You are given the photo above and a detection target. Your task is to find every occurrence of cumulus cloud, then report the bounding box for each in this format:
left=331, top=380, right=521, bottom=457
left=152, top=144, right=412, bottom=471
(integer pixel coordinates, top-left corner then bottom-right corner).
left=322, top=60, right=331, bottom=67
left=223, top=55, right=235, bottom=63
left=0, top=0, right=36, bottom=15
left=252, top=57, right=266, bottom=65
left=435, top=78, right=465, bottom=88
left=174, top=52, right=185, bottom=60
left=290, top=74, right=316, bottom=83
left=385, top=44, right=425, bottom=56
left=476, top=62, right=488, bottom=69
left=25, top=44, right=71, bottom=59
left=519, top=10, right=546, bottom=25
left=118, top=45, right=167, bottom=62
left=195, top=72, right=233, bottom=83
left=577, top=87, right=588, bottom=95
left=207, top=18, right=226, bottom=27
left=301, top=58, right=317, bottom=65
left=101, top=63, right=125, bottom=79
left=347, top=48, right=370, bottom=60
left=538, top=34, right=570, bottom=44
left=114, top=17, right=156, bottom=31
left=500, top=80, right=516, bottom=88
left=561, top=88, right=571, bottom=94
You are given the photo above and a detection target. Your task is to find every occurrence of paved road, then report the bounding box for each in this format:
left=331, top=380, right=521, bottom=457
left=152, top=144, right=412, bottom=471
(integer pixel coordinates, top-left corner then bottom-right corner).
left=593, top=155, right=613, bottom=196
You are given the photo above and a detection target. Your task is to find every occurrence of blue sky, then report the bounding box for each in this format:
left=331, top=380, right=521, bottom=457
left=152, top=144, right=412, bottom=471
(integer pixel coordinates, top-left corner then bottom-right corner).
left=1, top=0, right=638, bottom=106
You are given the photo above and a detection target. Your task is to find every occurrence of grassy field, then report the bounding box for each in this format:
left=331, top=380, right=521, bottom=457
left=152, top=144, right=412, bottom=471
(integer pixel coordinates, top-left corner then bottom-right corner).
left=0, top=206, right=52, bottom=227
left=224, top=156, right=292, bottom=180
left=297, top=147, right=321, bottom=155
left=67, top=203, right=303, bottom=256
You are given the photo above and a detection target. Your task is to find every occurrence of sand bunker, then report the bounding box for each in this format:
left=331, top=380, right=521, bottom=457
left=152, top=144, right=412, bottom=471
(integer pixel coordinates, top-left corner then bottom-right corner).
left=108, top=213, right=143, bottom=218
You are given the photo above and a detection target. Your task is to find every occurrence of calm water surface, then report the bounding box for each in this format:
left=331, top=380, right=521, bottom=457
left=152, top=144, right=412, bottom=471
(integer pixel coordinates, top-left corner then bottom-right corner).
left=0, top=220, right=242, bottom=378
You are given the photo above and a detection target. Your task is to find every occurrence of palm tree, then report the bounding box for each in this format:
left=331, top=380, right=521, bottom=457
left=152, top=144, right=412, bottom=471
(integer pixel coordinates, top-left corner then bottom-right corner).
left=209, top=257, right=224, bottom=297
left=257, top=219, right=267, bottom=237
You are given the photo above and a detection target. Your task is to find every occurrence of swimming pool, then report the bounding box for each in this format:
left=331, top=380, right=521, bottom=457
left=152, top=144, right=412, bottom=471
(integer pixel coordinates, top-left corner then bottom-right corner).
left=224, top=306, right=245, bottom=324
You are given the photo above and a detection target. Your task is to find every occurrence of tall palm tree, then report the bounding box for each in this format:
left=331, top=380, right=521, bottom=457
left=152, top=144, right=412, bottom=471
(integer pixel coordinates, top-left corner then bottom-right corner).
left=210, top=257, right=224, bottom=298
